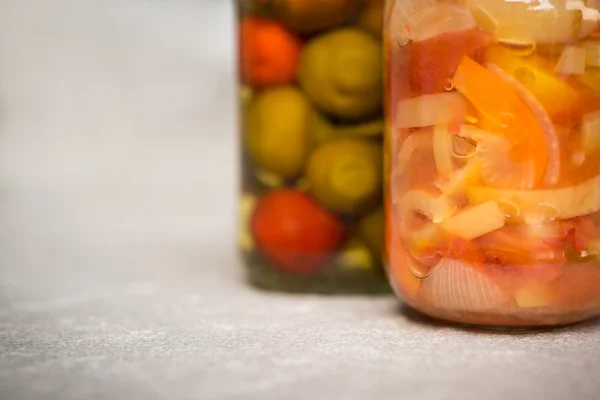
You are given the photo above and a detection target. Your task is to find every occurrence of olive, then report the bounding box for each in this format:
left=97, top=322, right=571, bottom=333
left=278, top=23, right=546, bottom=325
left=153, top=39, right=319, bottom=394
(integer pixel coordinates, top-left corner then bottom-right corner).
left=306, top=139, right=382, bottom=215
left=245, top=86, right=311, bottom=179
left=298, top=28, right=383, bottom=120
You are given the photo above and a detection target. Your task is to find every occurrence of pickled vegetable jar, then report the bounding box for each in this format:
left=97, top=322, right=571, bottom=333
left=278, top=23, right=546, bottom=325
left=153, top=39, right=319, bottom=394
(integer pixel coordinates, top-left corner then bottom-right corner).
left=384, top=0, right=600, bottom=327
left=236, top=0, right=390, bottom=293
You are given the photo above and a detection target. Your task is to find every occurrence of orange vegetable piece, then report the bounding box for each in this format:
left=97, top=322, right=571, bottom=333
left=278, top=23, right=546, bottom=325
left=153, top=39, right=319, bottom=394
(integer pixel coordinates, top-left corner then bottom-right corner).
left=239, top=17, right=302, bottom=87
left=484, top=45, right=594, bottom=125
left=453, top=55, right=548, bottom=189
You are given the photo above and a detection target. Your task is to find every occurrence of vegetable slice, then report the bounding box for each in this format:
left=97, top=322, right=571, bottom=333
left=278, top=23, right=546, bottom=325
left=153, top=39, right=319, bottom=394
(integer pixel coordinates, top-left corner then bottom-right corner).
left=438, top=200, right=506, bottom=240
left=396, top=130, right=432, bottom=173
left=398, top=190, right=457, bottom=224
left=581, top=110, right=600, bottom=154
left=555, top=46, right=587, bottom=75
left=395, top=92, right=468, bottom=129
left=432, top=125, right=455, bottom=177
left=419, top=258, right=508, bottom=312
left=458, top=125, right=537, bottom=190
left=485, top=64, right=561, bottom=187
left=467, top=174, right=600, bottom=223
left=470, top=0, right=600, bottom=43
left=483, top=45, right=592, bottom=124
left=453, top=56, right=547, bottom=189
left=437, top=158, right=482, bottom=198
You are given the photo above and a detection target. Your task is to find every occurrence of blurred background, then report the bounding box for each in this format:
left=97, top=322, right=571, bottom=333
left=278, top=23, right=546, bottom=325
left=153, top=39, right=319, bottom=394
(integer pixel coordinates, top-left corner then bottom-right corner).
left=0, top=0, right=239, bottom=298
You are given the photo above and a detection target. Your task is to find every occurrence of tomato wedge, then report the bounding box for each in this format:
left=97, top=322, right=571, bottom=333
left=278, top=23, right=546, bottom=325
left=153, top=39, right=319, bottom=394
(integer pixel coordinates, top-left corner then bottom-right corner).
left=477, top=224, right=568, bottom=266
left=453, top=56, right=548, bottom=189
left=406, top=30, right=494, bottom=95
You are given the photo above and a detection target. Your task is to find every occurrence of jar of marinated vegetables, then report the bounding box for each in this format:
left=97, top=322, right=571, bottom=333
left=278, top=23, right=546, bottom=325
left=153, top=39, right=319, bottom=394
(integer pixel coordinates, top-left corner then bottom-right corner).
left=384, top=0, right=600, bottom=327
left=236, top=0, right=390, bottom=293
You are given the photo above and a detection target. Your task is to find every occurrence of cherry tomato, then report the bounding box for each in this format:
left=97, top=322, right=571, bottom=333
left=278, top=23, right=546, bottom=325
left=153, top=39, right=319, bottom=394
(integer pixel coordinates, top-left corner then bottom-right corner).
left=239, top=17, right=302, bottom=87
left=251, top=190, right=346, bottom=273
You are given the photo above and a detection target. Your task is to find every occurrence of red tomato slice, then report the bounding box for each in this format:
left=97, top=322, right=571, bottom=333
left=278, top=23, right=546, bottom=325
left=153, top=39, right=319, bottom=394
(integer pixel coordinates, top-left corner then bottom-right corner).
left=406, top=30, right=494, bottom=95
left=478, top=224, right=568, bottom=266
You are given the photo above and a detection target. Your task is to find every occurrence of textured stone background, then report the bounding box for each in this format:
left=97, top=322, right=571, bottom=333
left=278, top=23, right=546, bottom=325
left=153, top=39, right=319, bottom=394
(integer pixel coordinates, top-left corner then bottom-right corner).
left=0, top=1, right=599, bottom=399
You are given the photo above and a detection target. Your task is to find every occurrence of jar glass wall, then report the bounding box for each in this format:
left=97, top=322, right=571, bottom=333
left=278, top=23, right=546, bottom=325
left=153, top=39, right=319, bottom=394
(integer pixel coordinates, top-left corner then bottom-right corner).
left=236, top=0, right=390, bottom=293
left=384, top=0, right=600, bottom=327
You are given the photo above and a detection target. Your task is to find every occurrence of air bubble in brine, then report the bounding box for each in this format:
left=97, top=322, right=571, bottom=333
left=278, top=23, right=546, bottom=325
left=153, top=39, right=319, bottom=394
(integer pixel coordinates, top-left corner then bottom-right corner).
left=537, top=203, right=561, bottom=221
left=451, top=136, right=477, bottom=159
left=497, top=199, right=521, bottom=220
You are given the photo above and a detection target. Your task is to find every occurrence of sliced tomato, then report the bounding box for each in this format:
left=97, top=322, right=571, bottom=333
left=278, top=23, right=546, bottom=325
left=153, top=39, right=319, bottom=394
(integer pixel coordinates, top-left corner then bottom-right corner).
left=477, top=224, right=568, bottom=266
left=406, top=30, right=494, bottom=95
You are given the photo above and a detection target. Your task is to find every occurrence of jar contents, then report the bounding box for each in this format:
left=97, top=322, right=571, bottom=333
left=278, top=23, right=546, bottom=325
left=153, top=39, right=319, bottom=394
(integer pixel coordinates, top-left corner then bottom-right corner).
left=237, top=0, right=389, bottom=293
left=385, top=0, right=600, bottom=326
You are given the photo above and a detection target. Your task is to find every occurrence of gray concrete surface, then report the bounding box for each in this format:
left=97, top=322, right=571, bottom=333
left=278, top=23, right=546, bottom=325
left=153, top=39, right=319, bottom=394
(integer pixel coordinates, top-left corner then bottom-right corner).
left=0, top=1, right=599, bottom=399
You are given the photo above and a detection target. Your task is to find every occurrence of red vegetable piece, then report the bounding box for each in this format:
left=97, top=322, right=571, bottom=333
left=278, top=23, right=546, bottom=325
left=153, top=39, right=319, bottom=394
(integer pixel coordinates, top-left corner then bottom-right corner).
left=251, top=190, right=346, bottom=273
left=405, top=30, right=494, bottom=95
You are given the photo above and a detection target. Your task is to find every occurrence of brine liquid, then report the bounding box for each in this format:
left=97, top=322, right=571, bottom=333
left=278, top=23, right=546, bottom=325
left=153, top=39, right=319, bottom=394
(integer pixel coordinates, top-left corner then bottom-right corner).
left=385, top=0, right=600, bottom=326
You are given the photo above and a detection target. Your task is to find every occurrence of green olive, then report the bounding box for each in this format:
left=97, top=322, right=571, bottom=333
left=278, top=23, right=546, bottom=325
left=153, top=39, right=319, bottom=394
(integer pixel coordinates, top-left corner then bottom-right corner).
left=335, top=236, right=376, bottom=271
left=358, top=207, right=384, bottom=263
left=245, top=86, right=311, bottom=179
left=309, top=108, right=383, bottom=146
left=306, top=139, right=382, bottom=215
left=298, top=28, right=383, bottom=120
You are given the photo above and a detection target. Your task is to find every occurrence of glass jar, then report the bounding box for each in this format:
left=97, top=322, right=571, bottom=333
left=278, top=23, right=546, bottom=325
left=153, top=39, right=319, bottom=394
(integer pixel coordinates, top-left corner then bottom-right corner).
left=236, top=0, right=390, bottom=293
left=384, top=0, right=600, bottom=327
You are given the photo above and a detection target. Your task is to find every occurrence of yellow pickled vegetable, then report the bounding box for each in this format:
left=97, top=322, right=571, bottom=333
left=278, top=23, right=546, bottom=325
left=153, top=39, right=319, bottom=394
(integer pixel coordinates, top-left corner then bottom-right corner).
left=438, top=200, right=505, bottom=240
left=582, top=41, right=600, bottom=67
left=466, top=174, right=600, bottom=223
left=483, top=45, right=588, bottom=124
left=581, top=110, right=600, bottom=154
left=555, top=46, right=587, bottom=75
left=470, top=0, right=600, bottom=44
left=395, top=92, right=468, bottom=129
left=432, top=125, right=455, bottom=177
left=398, top=190, right=457, bottom=224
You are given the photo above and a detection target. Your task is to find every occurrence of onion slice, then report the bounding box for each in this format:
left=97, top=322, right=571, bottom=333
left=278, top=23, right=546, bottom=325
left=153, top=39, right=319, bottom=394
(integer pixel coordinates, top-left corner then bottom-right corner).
left=419, top=257, right=507, bottom=312
left=396, top=130, right=432, bottom=173
left=395, top=92, right=468, bottom=129
left=581, top=110, right=600, bottom=155
left=486, top=63, right=561, bottom=187
left=433, top=125, right=455, bottom=177
left=467, top=174, right=600, bottom=223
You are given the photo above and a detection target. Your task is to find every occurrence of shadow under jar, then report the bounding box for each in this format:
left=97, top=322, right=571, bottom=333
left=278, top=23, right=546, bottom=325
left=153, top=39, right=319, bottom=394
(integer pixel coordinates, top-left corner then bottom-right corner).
left=236, top=0, right=390, bottom=294
left=384, top=0, right=600, bottom=328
